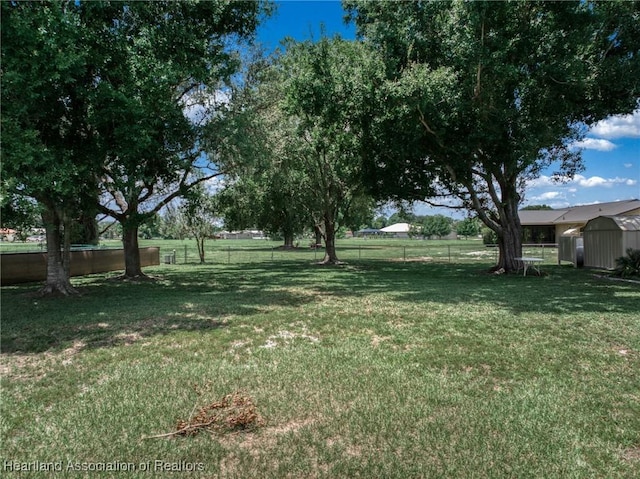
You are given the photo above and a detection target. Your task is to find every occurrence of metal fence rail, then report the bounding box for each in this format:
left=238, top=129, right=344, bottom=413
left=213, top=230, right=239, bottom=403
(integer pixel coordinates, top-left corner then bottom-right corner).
left=1, top=240, right=559, bottom=269
left=155, top=243, right=559, bottom=266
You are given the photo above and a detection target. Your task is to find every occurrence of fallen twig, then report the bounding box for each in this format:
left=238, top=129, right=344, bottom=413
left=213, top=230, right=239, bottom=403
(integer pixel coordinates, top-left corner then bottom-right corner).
left=141, top=389, right=265, bottom=440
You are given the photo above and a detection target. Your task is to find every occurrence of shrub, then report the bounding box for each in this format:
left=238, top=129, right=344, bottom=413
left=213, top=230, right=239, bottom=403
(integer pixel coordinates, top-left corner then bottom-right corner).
left=613, top=248, right=640, bottom=278
left=481, top=227, right=497, bottom=245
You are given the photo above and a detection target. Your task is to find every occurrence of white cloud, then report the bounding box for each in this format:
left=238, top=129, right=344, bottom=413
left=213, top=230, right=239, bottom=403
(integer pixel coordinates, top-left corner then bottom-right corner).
left=547, top=200, right=570, bottom=209
left=624, top=163, right=634, bottom=168
left=589, top=110, right=640, bottom=139
left=526, top=175, right=567, bottom=188
left=576, top=175, right=608, bottom=187
left=531, top=191, right=563, bottom=201
left=527, top=174, right=637, bottom=190
left=573, top=174, right=637, bottom=188
left=572, top=138, right=617, bottom=151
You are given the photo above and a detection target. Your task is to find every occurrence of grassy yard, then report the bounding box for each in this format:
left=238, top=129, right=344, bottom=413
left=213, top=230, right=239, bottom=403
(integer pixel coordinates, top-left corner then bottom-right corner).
left=1, top=255, right=639, bottom=477
left=137, top=237, right=558, bottom=266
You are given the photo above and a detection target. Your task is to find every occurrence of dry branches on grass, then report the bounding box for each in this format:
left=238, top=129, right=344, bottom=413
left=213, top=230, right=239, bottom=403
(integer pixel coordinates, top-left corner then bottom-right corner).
left=143, top=388, right=265, bottom=440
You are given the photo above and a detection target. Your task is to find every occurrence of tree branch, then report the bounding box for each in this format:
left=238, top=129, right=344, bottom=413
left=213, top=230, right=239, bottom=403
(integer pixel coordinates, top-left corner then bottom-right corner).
left=417, top=106, right=445, bottom=149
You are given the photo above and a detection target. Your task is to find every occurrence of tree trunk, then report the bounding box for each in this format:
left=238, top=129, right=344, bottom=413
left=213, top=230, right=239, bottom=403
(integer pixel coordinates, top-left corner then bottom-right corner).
left=197, top=237, right=206, bottom=263
left=283, top=232, right=295, bottom=249
left=496, top=199, right=523, bottom=273
left=122, top=224, right=145, bottom=278
left=40, top=204, right=78, bottom=295
left=321, top=218, right=340, bottom=264
left=313, top=225, right=323, bottom=247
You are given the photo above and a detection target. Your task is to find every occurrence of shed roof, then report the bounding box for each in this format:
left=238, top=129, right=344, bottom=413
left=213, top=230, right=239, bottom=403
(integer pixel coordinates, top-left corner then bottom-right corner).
left=585, top=215, right=640, bottom=232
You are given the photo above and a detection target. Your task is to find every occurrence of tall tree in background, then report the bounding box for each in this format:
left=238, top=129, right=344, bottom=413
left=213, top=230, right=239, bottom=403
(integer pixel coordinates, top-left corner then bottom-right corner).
left=346, top=0, right=640, bottom=272
left=179, top=185, right=219, bottom=264
left=217, top=77, right=311, bottom=249
left=276, top=37, right=384, bottom=263
left=456, top=217, right=482, bottom=239
left=421, top=215, right=453, bottom=239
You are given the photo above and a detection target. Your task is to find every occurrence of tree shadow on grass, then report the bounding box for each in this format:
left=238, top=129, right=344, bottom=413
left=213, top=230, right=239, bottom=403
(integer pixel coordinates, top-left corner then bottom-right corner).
left=338, top=260, right=640, bottom=316
left=192, top=259, right=640, bottom=316
left=1, top=259, right=637, bottom=355
left=0, top=265, right=315, bottom=355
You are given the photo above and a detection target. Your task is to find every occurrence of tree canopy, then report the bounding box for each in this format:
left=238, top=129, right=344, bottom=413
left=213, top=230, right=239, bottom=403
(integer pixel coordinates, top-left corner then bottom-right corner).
left=345, top=0, right=640, bottom=271
left=2, top=1, right=101, bottom=293
left=2, top=0, right=270, bottom=288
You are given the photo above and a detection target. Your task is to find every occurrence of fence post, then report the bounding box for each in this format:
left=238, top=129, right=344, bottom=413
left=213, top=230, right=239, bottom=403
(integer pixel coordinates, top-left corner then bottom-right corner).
left=271, top=247, right=274, bottom=261
left=359, top=245, right=361, bottom=260
left=448, top=244, right=451, bottom=263
left=184, top=245, right=187, bottom=264
left=228, top=246, right=231, bottom=264
left=403, top=246, right=406, bottom=262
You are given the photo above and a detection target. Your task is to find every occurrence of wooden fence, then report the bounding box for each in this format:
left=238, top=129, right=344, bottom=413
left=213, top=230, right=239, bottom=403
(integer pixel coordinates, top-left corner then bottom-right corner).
left=1, top=247, right=160, bottom=285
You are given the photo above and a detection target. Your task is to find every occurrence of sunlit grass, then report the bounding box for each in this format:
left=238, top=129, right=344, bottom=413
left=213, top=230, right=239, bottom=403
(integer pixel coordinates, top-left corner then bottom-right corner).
left=1, top=259, right=638, bottom=478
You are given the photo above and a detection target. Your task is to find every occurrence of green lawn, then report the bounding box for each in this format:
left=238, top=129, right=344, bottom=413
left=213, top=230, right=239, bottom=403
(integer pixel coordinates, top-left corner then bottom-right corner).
left=137, top=237, right=558, bottom=266
left=1, top=254, right=639, bottom=478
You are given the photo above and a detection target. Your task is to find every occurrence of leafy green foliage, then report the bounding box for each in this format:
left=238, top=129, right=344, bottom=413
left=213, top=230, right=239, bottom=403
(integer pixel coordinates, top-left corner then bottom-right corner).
left=482, top=227, right=498, bottom=245
left=345, top=0, right=640, bottom=272
left=614, top=248, right=640, bottom=278
left=420, top=215, right=453, bottom=239
left=2, top=1, right=270, bottom=279
left=242, top=36, right=386, bottom=261
left=180, top=186, right=220, bottom=263
left=0, top=192, right=40, bottom=241
left=1, top=2, right=101, bottom=292
left=456, top=218, right=482, bottom=239
left=521, top=205, right=554, bottom=211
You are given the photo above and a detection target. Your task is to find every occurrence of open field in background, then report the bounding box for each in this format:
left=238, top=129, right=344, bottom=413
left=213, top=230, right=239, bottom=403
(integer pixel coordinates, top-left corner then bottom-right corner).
left=1, top=237, right=559, bottom=267
left=2, top=253, right=639, bottom=477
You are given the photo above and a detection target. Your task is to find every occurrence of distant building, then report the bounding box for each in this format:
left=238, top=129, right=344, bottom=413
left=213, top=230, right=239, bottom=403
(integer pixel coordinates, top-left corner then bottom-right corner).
left=218, top=230, right=266, bottom=240
left=0, top=228, right=17, bottom=242
left=356, top=228, right=382, bottom=237
left=380, top=222, right=411, bottom=238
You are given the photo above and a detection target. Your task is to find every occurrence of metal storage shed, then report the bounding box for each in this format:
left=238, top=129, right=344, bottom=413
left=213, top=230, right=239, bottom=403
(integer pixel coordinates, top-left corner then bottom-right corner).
left=583, top=216, right=640, bottom=269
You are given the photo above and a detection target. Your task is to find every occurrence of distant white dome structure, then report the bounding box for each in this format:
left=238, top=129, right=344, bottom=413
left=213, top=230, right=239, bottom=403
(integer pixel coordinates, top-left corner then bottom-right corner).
left=380, top=223, right=411, bottom=238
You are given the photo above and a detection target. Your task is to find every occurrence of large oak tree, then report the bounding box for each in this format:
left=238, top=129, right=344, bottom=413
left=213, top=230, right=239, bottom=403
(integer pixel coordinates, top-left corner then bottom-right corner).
left=86, top=1, right=269, bottom=278
left=346, top=0, right=640, bottom=272
left=2, top=1, right=98, bottom=294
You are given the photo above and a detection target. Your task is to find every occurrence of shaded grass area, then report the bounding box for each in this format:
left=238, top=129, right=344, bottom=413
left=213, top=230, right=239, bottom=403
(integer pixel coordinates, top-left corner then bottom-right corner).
left=1, top=260, right=639, bottom=478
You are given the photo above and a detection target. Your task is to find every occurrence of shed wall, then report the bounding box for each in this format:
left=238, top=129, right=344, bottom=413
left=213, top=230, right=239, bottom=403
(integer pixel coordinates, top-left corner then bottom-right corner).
left=584, top=230, right=621, bottom=269
left=622, top=232, right=640, bottom=252
left=584, top=216, right=640, bottom=269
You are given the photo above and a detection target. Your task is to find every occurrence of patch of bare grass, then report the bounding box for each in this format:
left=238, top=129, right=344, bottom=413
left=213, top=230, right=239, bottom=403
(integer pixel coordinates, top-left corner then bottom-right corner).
left=621, top=446, right=640, bottom=462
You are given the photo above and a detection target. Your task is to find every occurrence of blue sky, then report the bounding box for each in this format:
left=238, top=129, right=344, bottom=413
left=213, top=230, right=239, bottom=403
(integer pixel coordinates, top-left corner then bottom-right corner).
left=257, top=1, right=640, bottom=216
